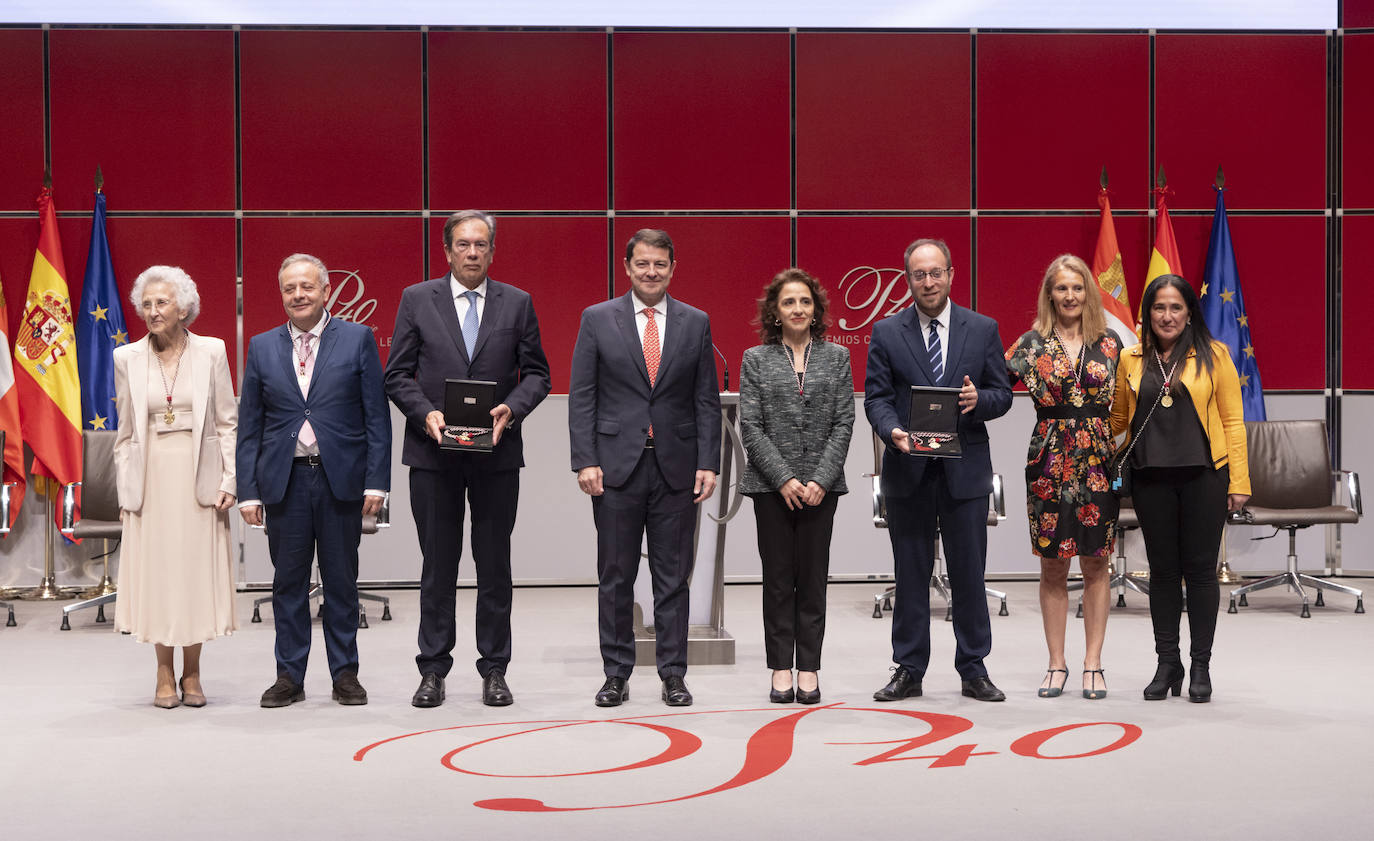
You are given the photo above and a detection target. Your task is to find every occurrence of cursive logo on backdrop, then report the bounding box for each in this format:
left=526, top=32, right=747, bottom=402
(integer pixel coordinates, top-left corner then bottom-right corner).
left=836, top=266, right=912, bottom=333
left=327, top=270, right=378, bottom=329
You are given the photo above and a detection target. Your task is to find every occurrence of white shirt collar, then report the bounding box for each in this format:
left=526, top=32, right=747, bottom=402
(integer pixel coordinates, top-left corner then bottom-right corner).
left=289, top=311, right=329, bottom=341
left=630, top=291, right=666, bottom=316
left=916, top=301, right=951, bottom=334
left=451, top=275, right=488, bottom=300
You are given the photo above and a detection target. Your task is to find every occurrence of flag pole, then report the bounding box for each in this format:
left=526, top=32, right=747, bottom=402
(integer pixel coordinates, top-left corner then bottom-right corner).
left=21, top=494, right=71, bottom=600
left=1208, top=165, right=1244, bottom=585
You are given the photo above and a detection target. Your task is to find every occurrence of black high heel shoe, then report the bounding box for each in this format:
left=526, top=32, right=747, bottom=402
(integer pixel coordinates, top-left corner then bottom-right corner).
left=1188, top=662, right=1212, bottom=703
left=1082, top=669, right=1107, bottom=700
left=1038, top=668, right=1069, bottom=698
left=769, top=685, right=795, bottom=703
left=1142, top=662, right=1184, bottom=700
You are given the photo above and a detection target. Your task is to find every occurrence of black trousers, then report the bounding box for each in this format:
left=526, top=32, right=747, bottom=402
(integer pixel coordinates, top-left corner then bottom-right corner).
left=1132, top=465, right=1228, bottom=665
left=411, top=464, right=519, bottom=680
left=593, top=447, right=696, bottom=681
left=752, top=492, right=839, bottom=671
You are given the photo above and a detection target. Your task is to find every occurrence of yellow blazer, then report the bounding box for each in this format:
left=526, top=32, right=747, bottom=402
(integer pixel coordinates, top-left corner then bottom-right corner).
left=1110, top=340, right=1250, bottom=496
left=113, top=333, right=238, bottom=512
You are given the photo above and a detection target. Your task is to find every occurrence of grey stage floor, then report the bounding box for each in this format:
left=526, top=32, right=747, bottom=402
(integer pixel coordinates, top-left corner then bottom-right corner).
left=1, top=579, right=1371, bottom=840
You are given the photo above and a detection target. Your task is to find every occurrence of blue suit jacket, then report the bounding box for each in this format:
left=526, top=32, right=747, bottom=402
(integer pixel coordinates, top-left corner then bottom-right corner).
left=864, top=303, right=1012, bottom=500
left=568, top=293, right=722, bottom=490
left=237, top=317, right=391, bottom=506
left=383, top=276, right=551, bottom=473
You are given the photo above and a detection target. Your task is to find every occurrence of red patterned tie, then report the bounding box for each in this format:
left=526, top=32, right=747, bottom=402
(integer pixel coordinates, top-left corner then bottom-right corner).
left=642, top=308, right=660, bottom=386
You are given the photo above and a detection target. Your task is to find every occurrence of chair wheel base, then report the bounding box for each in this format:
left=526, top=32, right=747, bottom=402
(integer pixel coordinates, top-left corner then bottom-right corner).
left=1356, top=598, right=1365, bottom=615
left=60, top=615, right=71, bottom=631
left=1227, top=597, right=1238, bottom=614
left=1300, top=603, right=1311, bottom=619
left=251, top=607, right=262, bottom=623
left=882, top=596, right=892, bottom=611
left=1315, top=590, right=1325, bottom=607
left=944, top=606, right=952, bottom=622
left=358, top=610, right=370, bottom=630
left=1116, top=593, right=1126, bottom=608
left=381, top=605, right=392, bottom=621
left=1238, top=594, right=1249, bottom=607
left=872, top=603, right=883, bottom=619
left=1075, top=602, right=1083, bottom=619
left=5, top=609, right=15, bottom=627
left=96, top=604, right=106, bottom=623
left=998, top=600, right=1008, bottom=617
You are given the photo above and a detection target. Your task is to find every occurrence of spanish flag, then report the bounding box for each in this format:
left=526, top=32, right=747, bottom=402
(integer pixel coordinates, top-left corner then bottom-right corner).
left=1140, top=182, right=1184, bottom=332
left=1092, top=187, right=1137, bottom=348
left=14, top=184, right=82, bottom=527
left=0, top=274, right=26, bottom=531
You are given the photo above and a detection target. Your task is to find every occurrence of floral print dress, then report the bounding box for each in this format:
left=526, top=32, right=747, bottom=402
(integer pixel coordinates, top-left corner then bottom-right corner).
left=1005, top=330, right=1121, bottom=559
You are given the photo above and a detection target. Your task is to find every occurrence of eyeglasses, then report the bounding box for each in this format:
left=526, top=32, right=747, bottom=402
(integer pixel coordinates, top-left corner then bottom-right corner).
left=452, top=240, right=491, bottom=254
left=909, top=267, right=952, bottom=282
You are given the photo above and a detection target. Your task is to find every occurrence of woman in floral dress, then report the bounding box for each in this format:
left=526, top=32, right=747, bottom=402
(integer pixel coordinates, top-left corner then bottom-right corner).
left=1005, top=254, right=1121, bottom=701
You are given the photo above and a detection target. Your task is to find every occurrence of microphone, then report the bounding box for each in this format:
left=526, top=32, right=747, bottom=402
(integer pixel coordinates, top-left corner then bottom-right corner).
left=713, top=344, right=730, bottom=391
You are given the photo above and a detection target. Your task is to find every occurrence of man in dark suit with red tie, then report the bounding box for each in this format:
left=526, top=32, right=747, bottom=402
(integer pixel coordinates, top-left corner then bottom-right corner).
left=864, top=238, right=1013, bottom=703
left=384, top=210, right=551, bottom=708
left=568, top=229, right=722, bottom=708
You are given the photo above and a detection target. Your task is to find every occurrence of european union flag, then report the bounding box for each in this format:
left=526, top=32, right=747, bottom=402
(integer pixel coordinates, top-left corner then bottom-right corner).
left=76, top=188, right=129, bottom=431
left=1200, top=185, right=1266, bottom=421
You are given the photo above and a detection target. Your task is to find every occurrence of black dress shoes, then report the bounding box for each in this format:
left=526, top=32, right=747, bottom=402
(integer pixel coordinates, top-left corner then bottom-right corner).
left=1142, top=662, right=1185, bottom=700
left=1188, top=662, right=1212, bottom=703
left=483, top=671, right=514, bottom=706
left=873, top=667, right=922, bottom=701
left=961, top=676, right=1006, bottom=702
left=331, top=671, right=368, bottom=705
left=595, top=676, right=629, bottom=707
left=411, top=673, right=446, bottom=708
left=769, top=686, right=795, bottom=704
left=260, top=675, right=305, bottom=708
left=795, top=684, right=821, bottom=705
left=661, top=675, right=693, bottom=706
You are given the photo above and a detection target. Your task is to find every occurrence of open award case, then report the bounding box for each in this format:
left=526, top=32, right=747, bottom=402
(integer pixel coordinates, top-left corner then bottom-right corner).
left=440, top=379, right=498, bottom=452
left=907, top=385, right=962, bottom=457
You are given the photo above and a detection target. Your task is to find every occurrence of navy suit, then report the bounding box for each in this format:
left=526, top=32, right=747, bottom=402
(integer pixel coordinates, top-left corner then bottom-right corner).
left=568, top=293, right=722, bottom=679
left=384, top=276, right=550, bottom=679
left=237, top=317, right=391, bottom=683
left=864, top=303, right=1012, bottom=680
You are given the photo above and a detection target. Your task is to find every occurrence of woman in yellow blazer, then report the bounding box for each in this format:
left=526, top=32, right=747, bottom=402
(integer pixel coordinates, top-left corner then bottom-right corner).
left=1111, top=274, right=1249, bottom=704
left=113, top=266, right=237, bottom=708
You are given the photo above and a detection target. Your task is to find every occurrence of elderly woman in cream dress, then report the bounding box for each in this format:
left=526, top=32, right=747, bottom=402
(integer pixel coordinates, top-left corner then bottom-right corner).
left=113, top=266, right=237, bottom=709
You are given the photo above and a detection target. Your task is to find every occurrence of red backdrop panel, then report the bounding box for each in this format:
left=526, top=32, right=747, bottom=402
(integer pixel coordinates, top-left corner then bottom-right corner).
left=796, top=216, right=972, bottom=388
left=1162, top=214, right=1323, bottom=390
left=1346, top=0, right=1374, bottom=27
left=611, top=217, right=791, bottom=387
left=242, top=218, right=423, bottom=367
left=1342, top=216, right=1374, bottom=388
left=427, top=215, right=609, bottom=393
left=613, top=33, right=790, bottom=210
left=1343, top=34, right=1374, bottom=208
left=978, top=34, right=1150, bottom=211
left=976, top=214, right=1151, bottom=358
left=428, top=32, right=606, bottom=211
left=0, top=219, right=43, bottom=342
left=0, top=30, right=45, bottom=212
left=241, top=31, right=422, bottom=210
left=796, top=33, right=971, bottom=210
left=50, top=29, right=235, bottom=212
left=1155, top=34, right=1327, bottom=211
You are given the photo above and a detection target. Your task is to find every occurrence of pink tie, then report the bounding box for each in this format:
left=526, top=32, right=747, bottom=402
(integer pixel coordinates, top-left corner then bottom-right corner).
left=298, top=332, right=316, bottom=448
left=643, top=308, right=659, bottom=438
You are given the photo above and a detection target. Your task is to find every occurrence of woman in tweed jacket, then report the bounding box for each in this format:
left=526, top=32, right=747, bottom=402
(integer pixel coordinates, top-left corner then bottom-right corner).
left=739, top=268, right=854, bottom=705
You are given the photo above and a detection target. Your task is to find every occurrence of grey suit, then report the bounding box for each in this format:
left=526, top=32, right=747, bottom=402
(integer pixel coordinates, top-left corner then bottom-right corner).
left=738, top=340, right=854, bottom=671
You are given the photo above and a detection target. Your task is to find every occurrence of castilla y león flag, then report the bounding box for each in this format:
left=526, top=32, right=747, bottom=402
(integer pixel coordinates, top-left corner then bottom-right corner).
left=1092, top=188, right=1138, bottom=348
left=14, top=184, right=82, bottom=526
left=0, top=274, right=26, bottom=530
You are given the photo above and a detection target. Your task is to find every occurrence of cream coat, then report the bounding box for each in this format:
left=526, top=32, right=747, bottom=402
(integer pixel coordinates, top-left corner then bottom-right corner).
left=113, top=333, right=237, bottom=512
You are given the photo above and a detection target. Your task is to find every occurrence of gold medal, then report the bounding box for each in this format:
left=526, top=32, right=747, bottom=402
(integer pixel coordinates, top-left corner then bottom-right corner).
left=164, top=408, right=175, bottom=424
left=930, top=439, right=941, bottom=449
left=1161, top=393, right=1174, bottom=408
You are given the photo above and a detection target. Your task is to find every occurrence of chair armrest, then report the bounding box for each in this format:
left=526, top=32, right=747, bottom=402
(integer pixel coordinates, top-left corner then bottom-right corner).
left=0, top=482, right=12, bottom=535
left=991, top=473, right=1006, bottom=520
left=1337, top=470, right=1362, bottom=517
left=374, top=492, right=391, bottom=529
left=866, top=473, right=886, bottom=528
left=60, top=481, right=82, bottom=535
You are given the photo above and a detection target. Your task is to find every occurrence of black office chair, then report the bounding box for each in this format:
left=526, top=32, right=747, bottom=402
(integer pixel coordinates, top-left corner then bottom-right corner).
left=868, top=431, right=1008, bottom=620
left=1227, top=419, right=1363, bottom=618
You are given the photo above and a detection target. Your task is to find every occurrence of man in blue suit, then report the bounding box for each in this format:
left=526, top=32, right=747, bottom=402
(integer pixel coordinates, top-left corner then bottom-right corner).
left=864, top=238, right=1013, bottom=703
left=238, top=253, right=391, bottom=707
left=569, top=229, right=722, bottom=708
left=384, top=210, right=551, bottom=708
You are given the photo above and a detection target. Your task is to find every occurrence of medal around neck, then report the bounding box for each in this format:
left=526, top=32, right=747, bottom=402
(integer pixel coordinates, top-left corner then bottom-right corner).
left=906, top=385, right=963, bottom=458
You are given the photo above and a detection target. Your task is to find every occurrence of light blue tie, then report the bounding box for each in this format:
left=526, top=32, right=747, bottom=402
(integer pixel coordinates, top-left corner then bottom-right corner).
left=928, top=320, right=943, bottom=382
left=462, top=290, right=479, bottom=359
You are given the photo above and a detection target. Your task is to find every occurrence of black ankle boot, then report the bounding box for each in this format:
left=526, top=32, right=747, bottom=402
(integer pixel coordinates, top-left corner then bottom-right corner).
left=1188, top=661, right=1212, bottom=703
left=1143, top=662, right=1184, bottom=700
